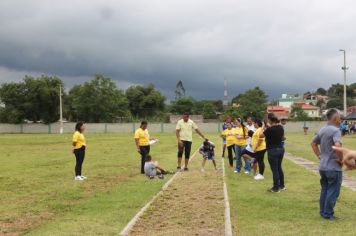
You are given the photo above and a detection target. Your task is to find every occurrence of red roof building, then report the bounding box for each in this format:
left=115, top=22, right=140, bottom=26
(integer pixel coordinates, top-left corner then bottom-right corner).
left=267, top=106, right=290, bottom=119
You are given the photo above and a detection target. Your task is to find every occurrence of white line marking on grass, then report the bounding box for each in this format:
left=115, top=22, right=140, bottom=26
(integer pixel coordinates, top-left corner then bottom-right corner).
left=119, top=148, right=199, bottom=236
left=221, top=157, right=233, bottom=236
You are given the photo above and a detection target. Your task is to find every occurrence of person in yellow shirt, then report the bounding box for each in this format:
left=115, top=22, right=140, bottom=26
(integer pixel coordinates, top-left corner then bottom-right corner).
left=134, top=121, right=156, bottom=174
left=221, top=122, right=237, bottom=168
left=234, top=118, right=249, bottom=173
left=176, top=112, right=207, bottom=171
left=72, top=121, right=87, bottom=181
left=241, top=119, right=267, bottom=180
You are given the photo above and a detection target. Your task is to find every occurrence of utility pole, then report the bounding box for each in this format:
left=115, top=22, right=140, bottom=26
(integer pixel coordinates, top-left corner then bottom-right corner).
left=59, top=85, right=63, bottom=134
left=339, top=49, right=348, bottom=117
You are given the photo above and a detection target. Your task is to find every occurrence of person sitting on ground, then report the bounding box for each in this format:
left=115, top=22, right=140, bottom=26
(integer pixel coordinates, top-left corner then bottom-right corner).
left=144, top=155, right=169, bottom=179
left=199, top=140, right=218, bottom=172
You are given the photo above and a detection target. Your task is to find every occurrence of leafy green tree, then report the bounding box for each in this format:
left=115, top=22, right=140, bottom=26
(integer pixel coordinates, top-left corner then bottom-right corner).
left=231, top=87, right=268, bottom=119
left=202, top=102, right=216, bottom=119
left=326, top=98, right=343, bottom=110
left=0, top=76, right=63, bottom=123
left=316, top=87, right=327, bottom=95
left=125, top=84, right=165, bottom=118
left=327, top=83, right=355, bottom=99
left=291, top=104, right=308, bottom=121
left=67, top=74, right=129, bottom=122
left=171, top=97, right=195, bottom=114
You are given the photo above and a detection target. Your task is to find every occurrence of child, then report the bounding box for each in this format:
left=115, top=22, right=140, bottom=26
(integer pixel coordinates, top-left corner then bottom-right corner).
left=199, top=141, right=217, bottom=172
left=144, top=155, right=168, bottom=179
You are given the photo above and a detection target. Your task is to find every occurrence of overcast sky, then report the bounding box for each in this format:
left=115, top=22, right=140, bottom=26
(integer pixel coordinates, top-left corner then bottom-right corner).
left=0, top=0, right=355, bottom=100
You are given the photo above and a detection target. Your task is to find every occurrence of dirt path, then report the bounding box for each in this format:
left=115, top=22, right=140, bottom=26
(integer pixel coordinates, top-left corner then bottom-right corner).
left=127, top=151, right=226, bottom=236
left=285, top=153, right=356, bottom=191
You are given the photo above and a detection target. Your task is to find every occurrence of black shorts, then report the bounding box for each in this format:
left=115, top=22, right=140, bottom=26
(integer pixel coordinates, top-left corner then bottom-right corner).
left=178, top=140, right=192, bottom=159
left=241, top=149, right=255, bottom=158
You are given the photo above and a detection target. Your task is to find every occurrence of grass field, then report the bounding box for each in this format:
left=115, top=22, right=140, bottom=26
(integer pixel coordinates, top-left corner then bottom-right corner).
left=226, top=132, right=356, bottom=236
left=0, top=133, right=202, bottom=235
left=1, top=131, right=356, bottom=235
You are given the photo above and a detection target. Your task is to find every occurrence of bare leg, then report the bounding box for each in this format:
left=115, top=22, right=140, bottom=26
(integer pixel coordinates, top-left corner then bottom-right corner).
left=178, top=157, right=182, bottom=168
left=222, top=144, right=226, bottom=157
left=202, top=158, right=207, bottom=168
left=212, top=160, right=217, bottom=170
left=184, top=158, right=189, bottom=168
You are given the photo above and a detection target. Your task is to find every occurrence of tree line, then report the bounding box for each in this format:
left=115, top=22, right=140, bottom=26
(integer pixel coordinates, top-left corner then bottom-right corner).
left=0, top=74, right=271, bottom=124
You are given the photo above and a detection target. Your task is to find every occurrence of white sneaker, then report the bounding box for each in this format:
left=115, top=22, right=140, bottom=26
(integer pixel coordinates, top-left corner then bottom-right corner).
left=244, top=171, right=250, bottom=174
left=254, top=174, right=265, bottom=180
left=74, top=176, right=84, bottom=181
left=201, top=168, right=205, bottom=172
left=80, top=176, right=87, bottom=179
left=234, top=170, right=238, bottom=173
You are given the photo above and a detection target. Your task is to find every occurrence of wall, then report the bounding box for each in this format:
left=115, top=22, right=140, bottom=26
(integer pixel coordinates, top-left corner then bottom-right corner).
left=0, top=121, right=327, bottom=134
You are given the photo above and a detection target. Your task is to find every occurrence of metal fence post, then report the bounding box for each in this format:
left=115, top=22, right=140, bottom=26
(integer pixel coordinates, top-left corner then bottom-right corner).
left=132, top=123, right=135, bottom=133
left=217, top=121, right=221, bottom=133
left=20, top=123, right=23, bottom=133
left=104, top=123, right=108, bottom=133
left=48, top=123, right=51, bottom=134
left=161, top=122, right=164, bottom=133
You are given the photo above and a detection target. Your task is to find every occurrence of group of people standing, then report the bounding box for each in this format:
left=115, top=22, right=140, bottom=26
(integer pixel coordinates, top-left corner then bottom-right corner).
left=221, top=114, right=286, bottom=192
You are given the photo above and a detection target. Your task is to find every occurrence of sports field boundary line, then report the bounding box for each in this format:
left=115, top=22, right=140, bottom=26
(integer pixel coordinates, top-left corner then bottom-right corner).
left=118, top=148, right=199, bottom=236
left=221, top=154, right=233, bottom=236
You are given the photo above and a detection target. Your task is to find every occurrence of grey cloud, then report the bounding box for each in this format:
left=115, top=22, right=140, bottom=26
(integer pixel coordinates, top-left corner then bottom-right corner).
left=0, top=0, right=355, bottom=100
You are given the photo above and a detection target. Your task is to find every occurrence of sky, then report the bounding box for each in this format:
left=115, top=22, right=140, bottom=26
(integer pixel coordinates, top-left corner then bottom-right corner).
left=0, top=0, right=356, bottom=101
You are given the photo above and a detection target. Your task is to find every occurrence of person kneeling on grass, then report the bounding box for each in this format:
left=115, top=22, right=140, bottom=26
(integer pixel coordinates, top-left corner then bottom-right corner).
left=144, top=155, right=169, bottom=179
left=199, top=141, right=218, bottom=172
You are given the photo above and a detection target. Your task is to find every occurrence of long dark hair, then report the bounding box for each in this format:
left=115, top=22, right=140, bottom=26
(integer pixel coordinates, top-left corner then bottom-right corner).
left=267, top=113, right=279, bottom=124
left=75, top=121, right=84, bottom=132
left=237, top=118, right=247, bottom=138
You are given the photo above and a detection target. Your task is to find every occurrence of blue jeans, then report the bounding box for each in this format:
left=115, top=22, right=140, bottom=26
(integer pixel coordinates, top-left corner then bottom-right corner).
left=235, top=145, right=248, bottom=172
left=267, top=147, right=285, bottom=191
left=319, top=170, right=342, bottom=218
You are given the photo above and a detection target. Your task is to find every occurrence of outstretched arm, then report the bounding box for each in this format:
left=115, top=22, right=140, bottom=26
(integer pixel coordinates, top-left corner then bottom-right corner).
left=195, top=128, right=207, bottom=140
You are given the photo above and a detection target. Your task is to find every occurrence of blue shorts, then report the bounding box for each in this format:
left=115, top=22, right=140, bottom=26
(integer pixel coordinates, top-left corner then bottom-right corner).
left=202, top=152, right=215, bottom=160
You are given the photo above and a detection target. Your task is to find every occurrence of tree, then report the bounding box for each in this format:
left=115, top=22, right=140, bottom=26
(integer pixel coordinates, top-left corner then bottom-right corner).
left=0, top=76, right=63, bottom=123
left=291, top=104, right=308, bottom=121
left=326, top=98, right=343, bottom=110
left=125, top=84, right=165, bottom=118
left=171, top=97, right=195, bottom=114
left=316, top=87, right=327, bottom=95
left=67, top=74, right=129, bottom=122
left=202, top=102, right=216, bottom=119
left=327, top=83, right=355, bottom=99
left=231, top=87, right=268, bottom=119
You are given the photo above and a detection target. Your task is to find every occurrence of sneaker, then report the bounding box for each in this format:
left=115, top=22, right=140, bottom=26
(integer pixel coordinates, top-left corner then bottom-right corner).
left=234, top=170, right=238, bottom=173
left=158, top=175, right=164, bottom=179
left=244, top=171, right=250, bottom=174
left=80, top=176, right=87, bottom=179
left=279, top=187, right=287, bottom=191
left=184, top=167, right=189, bottom=171
left=177, top=166, right=181, bottom=171
left=254, top=174, right=265, bottom=180
left=201, top=168, right=205, bottom=172
left=74, top=176, right=84, bottom=181
left=267, top=188, right=280, bottom=193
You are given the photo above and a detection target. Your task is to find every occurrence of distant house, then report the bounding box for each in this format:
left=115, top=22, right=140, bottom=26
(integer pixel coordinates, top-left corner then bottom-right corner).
left=267, top=106, right=290, bottom=119
left=294, top=102, right=320, bottom=118
left=278, top=94, right=303, bottom=108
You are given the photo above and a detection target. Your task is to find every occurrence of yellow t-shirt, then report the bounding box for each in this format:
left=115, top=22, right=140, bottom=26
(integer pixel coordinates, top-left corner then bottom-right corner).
left=222, top=128, right=237, bottom=147
left=134, top=128, right=150, bottom=146
left=72, top=131, right=86, bottom=149
left=251, top=127, right=266, bottom=151
left=176, top=119, right=198, bottom=142
left=235, top=126, right=248, bottom=146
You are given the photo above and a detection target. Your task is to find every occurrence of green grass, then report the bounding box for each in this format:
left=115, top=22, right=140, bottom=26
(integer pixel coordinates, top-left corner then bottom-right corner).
left=226, top=131, right=356, bottom=236
left=0, top=133, right=202, bottom=235
left=285, top=132, right=356, bottom=178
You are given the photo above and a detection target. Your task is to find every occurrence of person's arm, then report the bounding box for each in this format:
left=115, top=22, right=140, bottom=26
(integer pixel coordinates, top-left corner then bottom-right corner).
left=135, top=138, right=141, bottom=153
left=254, top=138, right=263, bottom=152
left=195, top=128, right=207, bottom=140
left=311, top=142, right=321, bottom=160
left=176, top=129, right=183, bottom=146
left=333, top=146, right=356, bottom=170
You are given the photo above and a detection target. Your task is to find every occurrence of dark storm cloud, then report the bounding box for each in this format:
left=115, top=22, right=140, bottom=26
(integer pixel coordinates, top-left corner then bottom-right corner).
left=0, top=0, right=356, bottom=100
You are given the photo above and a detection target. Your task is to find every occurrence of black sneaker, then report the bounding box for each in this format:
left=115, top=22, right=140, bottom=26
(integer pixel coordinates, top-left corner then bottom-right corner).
left=177, top=166, right=181, bottom=171
left=158, top=175, right=164, bottom=179
left=279, top=187, right=287, bottom=191
left=149, top=176, right=154, bottom=179
left=184, top=167, right=189, bottom=171
left=267, top=188, right=280, bottom=193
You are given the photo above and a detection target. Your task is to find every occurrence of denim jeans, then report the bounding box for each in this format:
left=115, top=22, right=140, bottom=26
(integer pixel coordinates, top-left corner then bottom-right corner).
left=319, top=170, right=342, bottom=218
left=267, top=147, right=285, bottom=190
left=235, top=145, right=248, bottom=172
